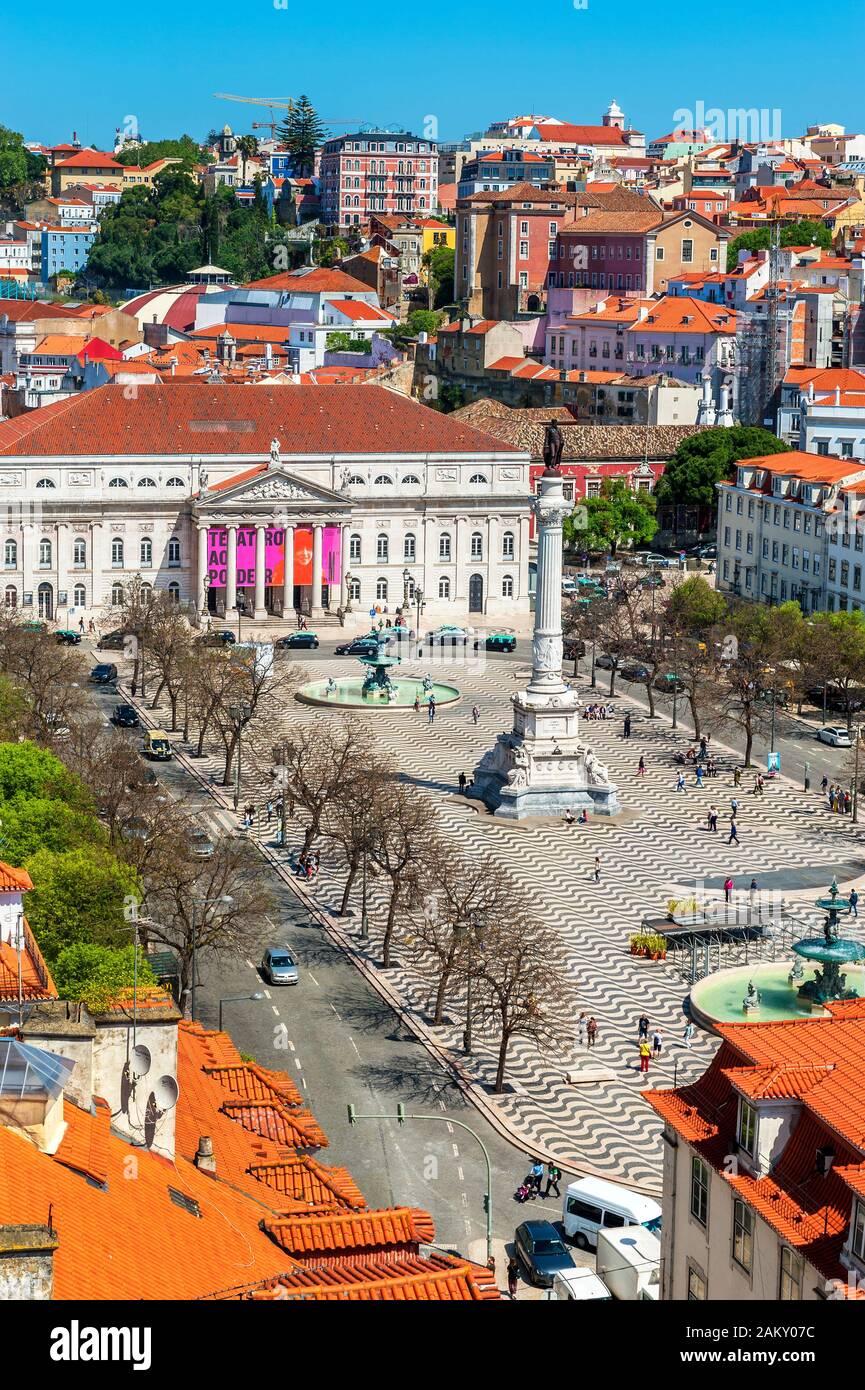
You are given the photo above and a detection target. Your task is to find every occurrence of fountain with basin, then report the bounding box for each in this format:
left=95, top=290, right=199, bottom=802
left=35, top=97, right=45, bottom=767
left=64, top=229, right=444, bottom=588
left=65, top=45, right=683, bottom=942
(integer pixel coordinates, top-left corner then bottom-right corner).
left=296, top=627, right=460, bottom=710
left=689, top=878, right=865, bottom=1032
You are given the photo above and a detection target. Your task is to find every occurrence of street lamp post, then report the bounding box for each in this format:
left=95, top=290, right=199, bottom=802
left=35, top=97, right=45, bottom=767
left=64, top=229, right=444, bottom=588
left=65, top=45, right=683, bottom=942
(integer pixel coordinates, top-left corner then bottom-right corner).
left=402, top=567, right=411, bottom=614
left=201, top=572, right=211, bottom=627
left=348, top=1105, right=494, bottom=1264
left=235, top=595, right=246, bottom=644
left=455, top=914, right=485, bottom=1055
left=218, top=992, right=264, bottom=1032
left=230, top=701, right=252, bottom=811
left=672, top=678, right=679, bottom=730
left=344, top=570, right=354, bottom=615
left=190, top=895, right=234, bottom=1022
left=414, top=585, right=424, bottom=642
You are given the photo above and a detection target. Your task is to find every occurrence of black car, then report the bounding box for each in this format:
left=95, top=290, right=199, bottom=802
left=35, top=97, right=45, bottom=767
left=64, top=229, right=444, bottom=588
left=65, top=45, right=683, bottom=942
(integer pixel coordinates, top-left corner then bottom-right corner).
left=563, top=636, right=586, bottom=660
left=620, top=662, right=651, bottom=682
left=97, top=630, right=127, bottom=651
left=514, top=1220, right=576, bottom=1289
left=111, top=704, right=140, bottom=728
left=198, top=629, right=236, bottom=647
left=594, top=653, right=617, bottom=670
left=89, top=662, right=118, bottom=685
left=474, top=633, right=517, bottom=653
left=276, top=632, right=319, bottom=650
left=335, top=638, right=379, bottom=656
left=55, top=628, right=82, bottom=645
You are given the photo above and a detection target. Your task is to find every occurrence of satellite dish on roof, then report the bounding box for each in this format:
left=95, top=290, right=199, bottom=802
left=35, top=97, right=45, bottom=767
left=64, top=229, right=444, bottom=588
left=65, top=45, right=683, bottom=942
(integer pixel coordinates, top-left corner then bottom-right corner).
left=129, top=1044, right=151, bottom=1079
left=153, top=1075, right=179, bottom=1112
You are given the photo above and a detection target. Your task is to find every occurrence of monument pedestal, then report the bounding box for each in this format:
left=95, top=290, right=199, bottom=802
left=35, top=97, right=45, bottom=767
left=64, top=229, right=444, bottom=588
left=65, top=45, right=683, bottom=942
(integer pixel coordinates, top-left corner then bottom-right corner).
left=471, top=686, right=620, bottom=819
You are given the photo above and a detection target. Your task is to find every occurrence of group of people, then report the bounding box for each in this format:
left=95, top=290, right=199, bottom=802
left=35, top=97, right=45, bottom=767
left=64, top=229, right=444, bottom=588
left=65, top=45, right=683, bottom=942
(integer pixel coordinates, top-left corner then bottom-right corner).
left=821, top=777, right=853, bottom=814
left=583, top=703, right=612, bottom=721
left=296, top=849, right=320, bottom=881
left=637, top=1014, right=664, bottom=1072
left=576, top=1011, right=598, bottom=1046
left=513, top=1160, right=562, bottom=1206
left=563, top=807, right=589, bottom=826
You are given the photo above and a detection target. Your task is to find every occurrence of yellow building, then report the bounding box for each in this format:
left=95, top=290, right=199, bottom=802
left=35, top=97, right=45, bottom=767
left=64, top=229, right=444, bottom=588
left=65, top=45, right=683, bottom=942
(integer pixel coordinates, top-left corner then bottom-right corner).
left=416, top=219, right=455, bottom=256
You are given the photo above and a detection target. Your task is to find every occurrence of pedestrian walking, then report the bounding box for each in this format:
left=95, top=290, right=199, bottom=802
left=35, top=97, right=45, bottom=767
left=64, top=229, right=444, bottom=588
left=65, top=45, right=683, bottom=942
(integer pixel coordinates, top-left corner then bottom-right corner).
left=413, top=693, right=420, bottom=714
left=471, top=704, right=480, bottom=725
left=507, top=1256, right=519, bottom=1299
left=586, top=1016, right=598, bottom=1048
left=652, top=1029, right=662, bottom=1058
left=728, top=818, right=740, bottom=846
left=749, top=876, right=758, bottom=906
left=637, top=755, right=646, bottom=776
left=699, top=736, right=707, bottom=760
left=733, top=766, right=742, bottom=787
left=639, top=1038, right=651, bottom=1073
left=266, top=799, right=273, bottom=824
left=821, top=774, right=829, bottom=796
left=577, top=1011, right=588, bottom=1046
left=458, top=771, right=467, bottom=794
left=544, top=1163, right=562, bottom=1199
left=730, top=796, right=739, bottom=818
left=623, top=714, right=631, bottom=740
left=529, top=1159, right=544, bottom=1195
left=676, top=772, right=686, bottom=793
left=683, top=1020, right=696, bottom=1048
left=707, top=804, right=718, bottom=832
left=428, top=696, right=436, bottom=725
left=638, top=1012, right=650, bottom=1039
left=593, top=854, right=601, bottom=883
left=724, top=875, right=734, bottom=903
left=695, top=764, right=704, bottom=788
left=851, top=887, right=860, bottom=918
left=78, top=616, right=85, bottom=633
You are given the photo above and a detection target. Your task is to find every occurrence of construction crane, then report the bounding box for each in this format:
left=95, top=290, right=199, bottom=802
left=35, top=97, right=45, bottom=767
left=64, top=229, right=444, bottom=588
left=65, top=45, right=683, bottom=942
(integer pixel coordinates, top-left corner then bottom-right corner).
left=213, top=94, right=365, bottom=138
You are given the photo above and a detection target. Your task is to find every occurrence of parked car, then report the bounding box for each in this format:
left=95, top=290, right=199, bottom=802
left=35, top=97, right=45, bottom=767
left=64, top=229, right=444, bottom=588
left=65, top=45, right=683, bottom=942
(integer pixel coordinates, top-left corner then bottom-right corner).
left=89, top=662, right=118, bottom=685
left=261, top=946, right=299, bottom=986
left=563, top=636, right=586, bottom=660
left=514, top=1220, right=576, bottom=1289
left=335, top=638, right=379, bottom=656
left=561, top=578, right=578, bottom=595
left=276, top=631, right=319, bottom=649
left=426, top=625, right=469, bottom=644
left=638, top=573, right=664, bottom=590
left=654, top=672, right=687, bottom=693
left=474, top=632, right=516, bottom=653
left=562, top=1176, right=662, bottom=1251
left=22, top=619, right=47, bottom=633
left=189, top=826, right=215, bottom=858
left=55, top=628, right=81, bottom=645
left=111, top=704, right=140, bottom=729
left=594, top=653, right=617, bottom=670
left=198, top=630, right=236, bottom=647
left=97, top=630, right=126, bottom=651
left=620, top=662, right=651, bottom=682
left=141, top=729, right=172, bottom=760
left=817, top=726, right=853, bottom=747
left=639, top=552, right=673, bottom=568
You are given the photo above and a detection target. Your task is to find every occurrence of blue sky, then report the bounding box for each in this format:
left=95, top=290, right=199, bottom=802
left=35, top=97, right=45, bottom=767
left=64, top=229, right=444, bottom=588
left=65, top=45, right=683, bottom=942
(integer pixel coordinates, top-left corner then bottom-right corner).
left=5, top=0, right=864, bottom=149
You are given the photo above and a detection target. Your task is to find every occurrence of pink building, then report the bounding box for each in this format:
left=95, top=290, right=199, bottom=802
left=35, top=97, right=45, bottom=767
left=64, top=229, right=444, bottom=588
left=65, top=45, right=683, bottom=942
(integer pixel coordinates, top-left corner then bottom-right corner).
left=320, top=131, right=438, bottom=229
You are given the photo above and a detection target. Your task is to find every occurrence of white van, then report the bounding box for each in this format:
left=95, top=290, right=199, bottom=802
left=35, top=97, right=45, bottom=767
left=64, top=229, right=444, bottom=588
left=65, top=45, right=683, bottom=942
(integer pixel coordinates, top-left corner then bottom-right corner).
left=553, top=1268, right=612, bottom=1301
left=596, top=1225, right=661, bottom=1300
left=562, top=1176, right=662, bottom=1250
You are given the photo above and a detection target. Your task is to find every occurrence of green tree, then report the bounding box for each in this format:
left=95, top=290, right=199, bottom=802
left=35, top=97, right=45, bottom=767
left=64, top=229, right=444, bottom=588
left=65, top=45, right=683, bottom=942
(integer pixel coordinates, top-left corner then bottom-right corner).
left=278, top=95, right=328, bottom=177
left=24, top=844, right=140, bottom=963
left=113, top=135, right=206, bottom=169
left=726, top=219, right=832, bottom=272
left=52, top=942, right=156, bottom=1014
left=236, top=134, right=259, bottom=184
left=422, top=244, right=455, bottom=309
left=809, top=610, right=865, bottom=730
left=654, top=426, right=790, bottom=510
left=0, top=741, right=86, bottom=808
left=564, top=477, right=657, bottom=556
left=0, top=797, right=104, bottom=863
left=0, top=125, right=45, bottom=213
left=665, top=575, right=729, bottom=633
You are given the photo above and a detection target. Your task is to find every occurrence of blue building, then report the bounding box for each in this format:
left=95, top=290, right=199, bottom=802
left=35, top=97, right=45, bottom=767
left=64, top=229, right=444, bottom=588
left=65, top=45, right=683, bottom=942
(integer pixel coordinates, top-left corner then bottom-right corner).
left=41, top=225, right=96, bottom=285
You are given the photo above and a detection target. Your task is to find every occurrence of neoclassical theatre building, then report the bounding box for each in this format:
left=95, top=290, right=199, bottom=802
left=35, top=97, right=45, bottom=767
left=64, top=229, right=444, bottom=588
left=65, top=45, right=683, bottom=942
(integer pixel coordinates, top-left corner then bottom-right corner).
left=0, top=383, right=531, bottom=627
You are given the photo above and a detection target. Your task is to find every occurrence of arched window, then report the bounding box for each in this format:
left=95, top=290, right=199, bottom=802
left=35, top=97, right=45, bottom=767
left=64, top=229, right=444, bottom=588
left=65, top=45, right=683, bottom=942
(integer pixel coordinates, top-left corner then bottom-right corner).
left=470, top=531, right=483, bottom=559
left=374, top=474, right=393, bottom=486
left=111, top=583, right=124, bottom=606
left=439, top=532, right=451, bottom=561
left=348, top=474, right=365, bottom=486
left=502, top=575, right=514, bottom=598
left=39, top=538, right=52, bottom=567
left=137, top=477, right=157, bottom=489
left=402, top=474, right=421, bottom=485
left=349, top=533, right=361, bottom=562
left=73, top=583, right=86, bottom=607
left=140, top=582, right=152, bottom=602
left=349, top=578, right=361, bottom=602
left=140, top=538, right=152, bottom=566
left=168, top=538, right=181, bottom=566
left=166, top=476, right=186, bottom=489
left=4, top=585, right=17, bottom=608
left=438, top=577, right=450, bottom=599
left=502, top=530, right=515, bottom=560
left=108, top=477, right=128, bottom=488
left=469, top=473, right=488, bottom=484
left=168, top=582, right=180, bottom=604
left=376, top=533, right=389, bottom=562
left=376, top=577, right=388, bottom=601
left=111, top=538, right=124, bottom=567
left=35, top=478, right=55, bottom=489
left=73, top=538, right=86, bottom=567
left=4, top=539, right=16, bottom=568
left=404, top=534, right=416, bottom=561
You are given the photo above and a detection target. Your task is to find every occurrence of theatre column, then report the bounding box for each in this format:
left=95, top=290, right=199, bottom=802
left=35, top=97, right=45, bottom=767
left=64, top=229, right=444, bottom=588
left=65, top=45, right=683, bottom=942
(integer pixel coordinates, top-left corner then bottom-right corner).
left=311, top=524, right=323, bottom=616
left=254, top=524, right=267, bottom=619
left=225, top=525, right=237, bottom=613
left=283, top=525, right=295, bottom=620
left=197, top=525, right=208, bottom=611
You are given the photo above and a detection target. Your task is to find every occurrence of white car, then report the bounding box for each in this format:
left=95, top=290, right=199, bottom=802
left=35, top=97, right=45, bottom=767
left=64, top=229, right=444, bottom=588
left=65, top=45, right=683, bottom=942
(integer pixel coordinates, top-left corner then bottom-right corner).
left=817, top=726, right=852, bottom=747
left=426, top=625, right=469, bottom=644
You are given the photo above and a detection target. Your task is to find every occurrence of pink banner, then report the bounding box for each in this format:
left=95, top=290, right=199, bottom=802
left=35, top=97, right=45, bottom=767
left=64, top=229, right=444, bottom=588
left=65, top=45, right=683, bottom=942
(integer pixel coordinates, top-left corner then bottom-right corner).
left=207, top=526, right=341, bottom=589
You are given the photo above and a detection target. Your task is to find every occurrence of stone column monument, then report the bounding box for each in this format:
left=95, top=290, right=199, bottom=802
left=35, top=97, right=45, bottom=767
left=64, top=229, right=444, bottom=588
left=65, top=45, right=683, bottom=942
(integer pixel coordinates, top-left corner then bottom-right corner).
left=470, top=423, right=620, bottom=819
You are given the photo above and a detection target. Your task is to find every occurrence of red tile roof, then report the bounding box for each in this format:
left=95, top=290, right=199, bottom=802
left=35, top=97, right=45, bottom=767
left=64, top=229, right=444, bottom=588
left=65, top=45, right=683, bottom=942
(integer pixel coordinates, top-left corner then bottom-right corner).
left=244, top=267, right=373, bottom=295
left=327, top=298, right=393, bottom=323
left=0, top=299, right=77, bottom=324
left=0, top=382, right=520, bottom=459
left=0, top=863, right=32, bottom=892
left=55, top=150, right=123, bottom=170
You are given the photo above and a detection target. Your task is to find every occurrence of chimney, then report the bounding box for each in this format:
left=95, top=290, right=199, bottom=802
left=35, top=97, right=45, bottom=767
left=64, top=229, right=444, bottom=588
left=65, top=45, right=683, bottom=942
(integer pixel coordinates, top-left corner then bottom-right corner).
left=835, top=385, right=841, bottom=405
left=194, top=1135, right=216, bottom=1174
left=0, top=1225, right=58, bottom=1300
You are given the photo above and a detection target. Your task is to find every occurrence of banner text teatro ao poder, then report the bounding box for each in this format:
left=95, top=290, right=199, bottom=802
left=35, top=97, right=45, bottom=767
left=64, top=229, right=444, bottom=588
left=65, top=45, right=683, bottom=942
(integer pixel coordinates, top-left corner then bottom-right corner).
left=207, top=526, right=342, bottom=591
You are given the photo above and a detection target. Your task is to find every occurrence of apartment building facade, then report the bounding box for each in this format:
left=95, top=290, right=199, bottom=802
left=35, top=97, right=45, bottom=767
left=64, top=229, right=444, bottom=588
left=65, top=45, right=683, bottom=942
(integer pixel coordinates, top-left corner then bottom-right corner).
left=319, top=131, right=438, bottom=228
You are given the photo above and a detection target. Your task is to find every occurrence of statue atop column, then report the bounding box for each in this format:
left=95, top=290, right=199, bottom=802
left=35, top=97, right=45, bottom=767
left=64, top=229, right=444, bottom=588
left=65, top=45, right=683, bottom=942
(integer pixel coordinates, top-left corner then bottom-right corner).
left=542, top=421, right=564, bottom=475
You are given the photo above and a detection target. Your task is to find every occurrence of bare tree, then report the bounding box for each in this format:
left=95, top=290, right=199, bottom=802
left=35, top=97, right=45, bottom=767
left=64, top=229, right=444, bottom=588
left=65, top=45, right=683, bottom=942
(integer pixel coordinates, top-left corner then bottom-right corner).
left=325, top=755, right=395, bottom=916
left=368, top=779, right=438, bottom=968
left=273, top=716, right=374, bottom=855
left=213, top=648, right=298, bottom=787
left=475, top=909, right=576, bottom=1093
left=145, top=595, right=195, bottom=727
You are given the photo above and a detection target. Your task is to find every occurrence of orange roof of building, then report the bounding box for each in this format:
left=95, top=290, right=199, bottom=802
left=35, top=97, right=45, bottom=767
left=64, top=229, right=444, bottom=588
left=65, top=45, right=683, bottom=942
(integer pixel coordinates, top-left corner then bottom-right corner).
left=0, top=862, right=33, bottom=892
left=189, top=323, right=293, bottom=344
left=327, top=298, right=393, bottom=323
left=243, top=266, right=373, bottom=295
left=736, top=449, right=864, bottom=484
left=54, top=150, right=123, bottom=170
left=637, top=297, right=736, bottom=335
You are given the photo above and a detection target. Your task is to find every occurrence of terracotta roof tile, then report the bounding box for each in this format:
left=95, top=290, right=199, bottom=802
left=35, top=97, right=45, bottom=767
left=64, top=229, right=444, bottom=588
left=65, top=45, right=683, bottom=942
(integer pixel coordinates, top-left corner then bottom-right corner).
left=262, top=1206, right=436, bottom=1256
